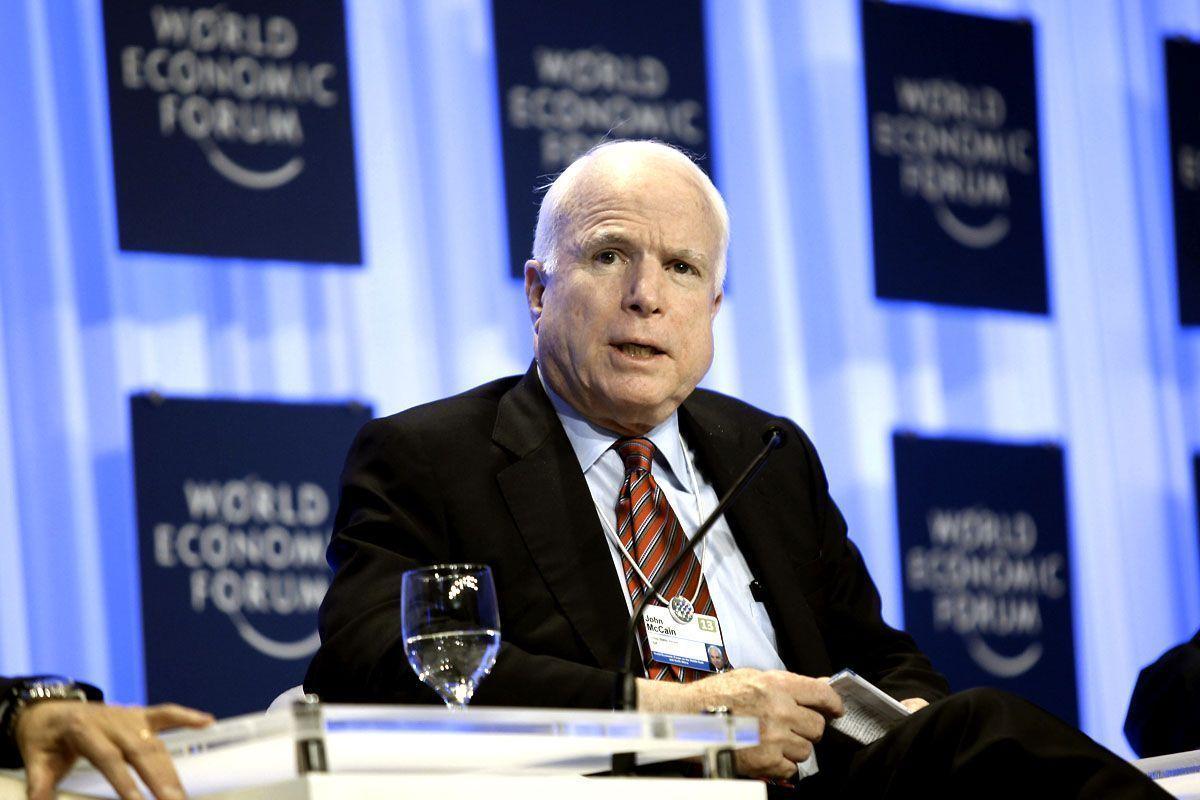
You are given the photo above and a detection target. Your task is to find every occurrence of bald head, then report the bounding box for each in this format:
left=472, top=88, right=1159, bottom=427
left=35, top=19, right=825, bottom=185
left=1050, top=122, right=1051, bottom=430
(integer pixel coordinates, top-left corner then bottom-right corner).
left=532, top=140, right=729, bottom=288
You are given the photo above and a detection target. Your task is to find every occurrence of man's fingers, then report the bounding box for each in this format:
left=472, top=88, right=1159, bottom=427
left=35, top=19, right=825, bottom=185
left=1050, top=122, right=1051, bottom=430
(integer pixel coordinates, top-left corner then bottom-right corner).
left=762, top=671, right=842, bottom=717
left=698, top=669, right=845, bottom=780
left=762, top=713, right=817, bottom=762
left=767, top=702, right=825, bottom=744
left=15, top=702, right=210, bottom=800
left=72, top=734, right=145, bottom=800
left=24, top=759, right=58, bottom=800
left=120, top=730, right=185, bottom=800
left=779, top=734, right=814, bottom=764
left=22, top=752, right=75, bottom=800
left=760, top=714, right=817, bottom=770
left=144, top=704, right=214, bottom=732
left=734, top=747, right=798, bottom=781
left=788, top=706, right=828, bottom=743
left=789, top=678, right=844, bottom=718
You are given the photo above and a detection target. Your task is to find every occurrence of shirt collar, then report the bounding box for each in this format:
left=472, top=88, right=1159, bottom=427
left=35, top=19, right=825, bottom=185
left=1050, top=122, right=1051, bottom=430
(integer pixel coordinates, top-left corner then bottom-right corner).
left=537, top=365, right=692, bottom=492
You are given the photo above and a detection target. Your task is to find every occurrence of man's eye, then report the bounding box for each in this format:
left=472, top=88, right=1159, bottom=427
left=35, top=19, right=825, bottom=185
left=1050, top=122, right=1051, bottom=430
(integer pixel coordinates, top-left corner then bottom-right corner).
left=671, top=261, right=697, bottom=275
left=595, top=250, right=620, bottom=265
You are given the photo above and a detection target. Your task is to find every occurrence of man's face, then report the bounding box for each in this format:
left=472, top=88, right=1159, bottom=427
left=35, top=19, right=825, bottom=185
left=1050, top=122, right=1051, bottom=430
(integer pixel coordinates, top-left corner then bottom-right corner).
left=709, top=646, right=725, bottom=670
left=526, top=154, right=724, bottom=435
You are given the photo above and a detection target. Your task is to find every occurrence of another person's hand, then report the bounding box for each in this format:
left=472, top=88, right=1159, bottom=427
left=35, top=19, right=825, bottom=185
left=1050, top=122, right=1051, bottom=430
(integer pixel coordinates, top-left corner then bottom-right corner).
left=639, top=668, right=844, bottom=780
left=15, top=701, right=213, bottom=800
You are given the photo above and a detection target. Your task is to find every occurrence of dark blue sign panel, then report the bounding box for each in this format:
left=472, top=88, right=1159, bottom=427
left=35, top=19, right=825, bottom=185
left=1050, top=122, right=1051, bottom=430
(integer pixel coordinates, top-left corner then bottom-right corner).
left=893, top=433, right=1077, bottom=724
left=1166, top=38, right=1200, bottom=325
left=131, top=395, right=371, bottom=717
left=863, top=2, right=1048, bottom=313
left=1195, top=454, right=1200, bottom=551
left=103, top=1, right=361, bottom=264
left=492, top=0, right=714, bottom=277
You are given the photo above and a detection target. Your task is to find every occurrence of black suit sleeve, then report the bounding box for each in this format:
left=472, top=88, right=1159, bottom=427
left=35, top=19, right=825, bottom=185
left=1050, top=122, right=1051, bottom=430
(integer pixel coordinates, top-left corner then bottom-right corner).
left=793, top=426, right=950, bottom=704
left=0, top=676, right=21, bottom=768
left=305, top=418, right=618, bottom=709
left=1125, top=630, right=1200, bottom=757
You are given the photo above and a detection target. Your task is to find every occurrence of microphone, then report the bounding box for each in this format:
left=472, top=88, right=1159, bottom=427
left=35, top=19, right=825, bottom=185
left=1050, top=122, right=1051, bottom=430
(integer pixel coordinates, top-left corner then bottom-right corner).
left=761, top=420, right=787, bottom=450
left=614, top=418, right=790, bottom=712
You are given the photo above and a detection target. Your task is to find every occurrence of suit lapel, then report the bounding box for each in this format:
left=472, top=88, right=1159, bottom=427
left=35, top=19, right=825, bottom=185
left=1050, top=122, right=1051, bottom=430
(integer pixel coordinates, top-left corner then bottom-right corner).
left=492, top=367, right=630, bottom=670
left=679, top=396, right=833, bottom=677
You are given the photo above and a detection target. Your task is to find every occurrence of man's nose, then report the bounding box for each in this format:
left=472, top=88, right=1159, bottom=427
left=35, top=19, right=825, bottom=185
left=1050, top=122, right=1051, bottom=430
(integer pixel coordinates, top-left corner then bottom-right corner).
left=623, top=258, right=665, bottom=316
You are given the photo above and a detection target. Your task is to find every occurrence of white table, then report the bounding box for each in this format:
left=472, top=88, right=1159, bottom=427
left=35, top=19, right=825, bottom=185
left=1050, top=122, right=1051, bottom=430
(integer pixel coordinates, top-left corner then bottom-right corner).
left=1, top=772, right=764, bottom=800
left=2, top=703, right=763, bottom=799
left=1134, top=748, right=1200, bottom=800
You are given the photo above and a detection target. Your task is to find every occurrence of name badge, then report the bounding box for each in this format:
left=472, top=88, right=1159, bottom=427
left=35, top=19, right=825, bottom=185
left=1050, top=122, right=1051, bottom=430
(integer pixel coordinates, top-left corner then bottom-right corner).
left=643, top=605, right=730, bottom=673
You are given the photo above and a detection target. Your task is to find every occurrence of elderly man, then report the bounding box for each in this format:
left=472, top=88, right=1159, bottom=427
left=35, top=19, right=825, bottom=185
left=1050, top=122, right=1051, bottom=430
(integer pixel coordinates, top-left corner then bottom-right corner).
left=306, top=140, right=1165, bottom=797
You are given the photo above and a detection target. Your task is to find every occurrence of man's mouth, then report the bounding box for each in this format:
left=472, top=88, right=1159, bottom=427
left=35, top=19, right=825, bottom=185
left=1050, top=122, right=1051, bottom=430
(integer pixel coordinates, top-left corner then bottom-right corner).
left=614, top=342, right=665, bottom=358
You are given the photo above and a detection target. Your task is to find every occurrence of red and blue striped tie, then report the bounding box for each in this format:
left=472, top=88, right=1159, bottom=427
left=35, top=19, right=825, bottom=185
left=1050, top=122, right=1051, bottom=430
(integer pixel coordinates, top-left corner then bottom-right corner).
left=615, top=437, right=723, bottom=682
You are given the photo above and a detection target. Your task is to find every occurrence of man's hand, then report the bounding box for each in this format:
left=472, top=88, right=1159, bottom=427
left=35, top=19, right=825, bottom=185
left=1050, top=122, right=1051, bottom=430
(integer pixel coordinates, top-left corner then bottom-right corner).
left=638, top=668, right=844, bottom=780
left=15, top=701, right=213, bottom=800
left=901, top=697, right=930, bottom=713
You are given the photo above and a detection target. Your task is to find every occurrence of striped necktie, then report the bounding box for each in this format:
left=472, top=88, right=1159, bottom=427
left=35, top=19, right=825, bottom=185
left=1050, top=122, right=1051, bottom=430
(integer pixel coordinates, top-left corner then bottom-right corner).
left=615, top=437, right=723, bottom=681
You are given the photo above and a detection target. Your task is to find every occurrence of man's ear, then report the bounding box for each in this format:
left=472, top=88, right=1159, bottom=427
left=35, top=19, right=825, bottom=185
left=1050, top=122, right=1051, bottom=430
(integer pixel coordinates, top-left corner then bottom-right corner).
left=710, top=288, right=724, bottom=321
left=525, top=260, right=547, bottom=329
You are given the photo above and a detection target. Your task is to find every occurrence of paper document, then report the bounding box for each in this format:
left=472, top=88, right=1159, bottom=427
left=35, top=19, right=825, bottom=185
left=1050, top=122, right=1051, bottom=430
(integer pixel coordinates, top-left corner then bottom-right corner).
left=827, top=669, right=911, bottom=745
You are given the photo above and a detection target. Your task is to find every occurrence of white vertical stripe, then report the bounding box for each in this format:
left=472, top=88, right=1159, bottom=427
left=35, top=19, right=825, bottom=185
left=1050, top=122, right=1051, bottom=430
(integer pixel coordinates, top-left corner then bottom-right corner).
left=737, top=0, right=812, bottom=425
left=0, top=299, right=31, bottom=675
left=25, top=0, right=110, bottom=687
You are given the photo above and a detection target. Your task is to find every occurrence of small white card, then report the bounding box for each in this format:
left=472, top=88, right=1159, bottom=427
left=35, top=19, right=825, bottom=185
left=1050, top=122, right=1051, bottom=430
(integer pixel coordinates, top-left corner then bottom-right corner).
left=643, top=605, right=729, bottom=672
left=827, top=669, right=912, bottom=745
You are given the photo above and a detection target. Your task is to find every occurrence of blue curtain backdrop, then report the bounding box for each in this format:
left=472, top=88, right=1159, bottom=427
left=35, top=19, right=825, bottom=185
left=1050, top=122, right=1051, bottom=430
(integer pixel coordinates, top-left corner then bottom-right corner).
left=1, top=0, right=1198, bottom=757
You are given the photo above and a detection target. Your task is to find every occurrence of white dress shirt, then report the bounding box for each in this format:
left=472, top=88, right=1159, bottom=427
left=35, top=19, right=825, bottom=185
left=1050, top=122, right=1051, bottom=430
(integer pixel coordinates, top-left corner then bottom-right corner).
left=539, top=372, right=787, bottom=671
left=538, top=371, right=820, bottom=778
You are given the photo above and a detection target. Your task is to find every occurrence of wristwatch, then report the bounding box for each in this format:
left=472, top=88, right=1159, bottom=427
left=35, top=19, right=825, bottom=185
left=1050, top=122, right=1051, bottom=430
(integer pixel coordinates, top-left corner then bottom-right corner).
left=0, top=677, right=90, bottom=742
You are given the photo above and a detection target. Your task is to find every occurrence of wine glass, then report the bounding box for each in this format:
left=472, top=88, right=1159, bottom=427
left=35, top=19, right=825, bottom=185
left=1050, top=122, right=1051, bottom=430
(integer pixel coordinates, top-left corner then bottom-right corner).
left=401, top=563, right=501, bottom=710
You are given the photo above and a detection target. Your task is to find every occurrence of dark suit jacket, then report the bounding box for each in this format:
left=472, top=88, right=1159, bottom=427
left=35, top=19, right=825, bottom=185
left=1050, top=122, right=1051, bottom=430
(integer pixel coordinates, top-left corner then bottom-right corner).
left=304, top=366, right=948, bottom=710
left=0, top=676, right=20, bottom=767
left=1125, top=630, right=1200, bottom=757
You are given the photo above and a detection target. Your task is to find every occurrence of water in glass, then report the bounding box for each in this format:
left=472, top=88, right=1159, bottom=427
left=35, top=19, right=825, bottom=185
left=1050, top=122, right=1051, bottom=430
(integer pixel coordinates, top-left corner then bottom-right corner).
left=401, top=564, right=500, bottom=709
